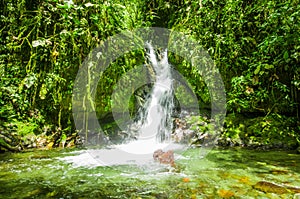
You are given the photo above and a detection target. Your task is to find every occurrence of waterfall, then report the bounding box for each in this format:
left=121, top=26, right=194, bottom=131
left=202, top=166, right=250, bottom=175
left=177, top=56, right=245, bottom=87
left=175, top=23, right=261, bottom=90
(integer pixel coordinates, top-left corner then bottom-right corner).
left=64, top=43, right=185, bottom=166
left=137, top=43, right=174, bottom=143
left=115, top=43, right=183, bottom=155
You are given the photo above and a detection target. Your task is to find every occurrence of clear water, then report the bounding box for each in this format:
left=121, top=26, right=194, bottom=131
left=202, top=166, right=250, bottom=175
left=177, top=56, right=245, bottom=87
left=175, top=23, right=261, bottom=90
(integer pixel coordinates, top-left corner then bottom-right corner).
left=1, top=147, right=299, bottom=198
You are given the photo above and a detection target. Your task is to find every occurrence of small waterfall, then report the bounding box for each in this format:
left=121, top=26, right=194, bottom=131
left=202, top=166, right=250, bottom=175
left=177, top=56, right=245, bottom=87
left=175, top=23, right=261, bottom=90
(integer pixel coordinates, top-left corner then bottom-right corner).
left=63, top=43, right=184, bottom=166
left=115, top=43, right=182, bottom=155
left=137, top=43, right=174, bottom=143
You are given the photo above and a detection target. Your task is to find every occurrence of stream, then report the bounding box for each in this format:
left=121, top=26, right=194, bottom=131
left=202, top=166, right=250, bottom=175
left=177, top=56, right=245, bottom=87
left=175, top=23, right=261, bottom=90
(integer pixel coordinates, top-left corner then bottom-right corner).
left=0, top=147, right=299, bottom=198
left=1, top=44, right=298, bottom=199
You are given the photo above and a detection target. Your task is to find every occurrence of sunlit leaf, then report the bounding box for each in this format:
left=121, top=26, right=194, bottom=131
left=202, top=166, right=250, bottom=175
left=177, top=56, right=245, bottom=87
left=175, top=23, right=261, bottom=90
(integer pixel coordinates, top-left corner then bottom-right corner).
left=264, top=64, right=274, bottom=69
left=39, top=84, right=47, bottom=100
left=32, top=39, right=51, bottom=47
left=254, top=65, right=260, bottom=75
left=32, top=40, right=46, bottom=47
left=84, top=3, right=94, bottom=7
left=47, top=142, right=54, bottom=149
left=24, top=74, right=37, bottom=88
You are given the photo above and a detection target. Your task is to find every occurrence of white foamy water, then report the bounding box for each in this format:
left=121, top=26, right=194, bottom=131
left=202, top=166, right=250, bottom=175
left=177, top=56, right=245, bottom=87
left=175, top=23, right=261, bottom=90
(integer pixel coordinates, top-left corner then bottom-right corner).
left=138, top=43, right=174, bottom=142
left=115, top=138, right=173, bottom=154
left=60, top=141, right=185, bottom=167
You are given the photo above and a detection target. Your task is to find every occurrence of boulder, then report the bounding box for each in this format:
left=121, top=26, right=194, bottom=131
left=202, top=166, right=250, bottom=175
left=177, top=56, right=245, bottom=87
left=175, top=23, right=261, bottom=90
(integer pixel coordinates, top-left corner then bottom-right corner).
left=153, top=149, right=175, bottom=166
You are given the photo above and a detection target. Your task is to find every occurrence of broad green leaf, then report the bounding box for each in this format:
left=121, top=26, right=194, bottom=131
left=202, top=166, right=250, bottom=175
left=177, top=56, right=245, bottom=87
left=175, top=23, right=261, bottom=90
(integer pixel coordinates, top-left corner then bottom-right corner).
left=259, top=71, right=265, bottom=75
left=264, top=64, right=274, bottom=69
left=254, top=65, right=260, bottom=75
left=283, top=51, right=289, bottom=61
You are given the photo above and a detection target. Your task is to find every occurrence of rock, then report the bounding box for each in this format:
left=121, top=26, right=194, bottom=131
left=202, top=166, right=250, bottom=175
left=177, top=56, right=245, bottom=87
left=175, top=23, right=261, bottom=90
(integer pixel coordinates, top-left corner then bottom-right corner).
left=253, top=181, right=288, bottom=194
left=172, top=117, right=195, bottom=143
left=253, top=181, right=300, bottom=194
left=153, top=149, right=164, bottom=161
left=153, top=149, right=175, bottom=166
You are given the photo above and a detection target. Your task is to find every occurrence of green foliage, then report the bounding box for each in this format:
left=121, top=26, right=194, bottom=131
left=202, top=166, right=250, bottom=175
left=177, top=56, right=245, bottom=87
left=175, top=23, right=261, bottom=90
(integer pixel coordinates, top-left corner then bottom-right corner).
left=223, top=113, right=299, bottom=148
left=1, top=0, right=153, bottom=140
left=167, top=0, right=300, bottom=115
left=186, top=115, right=212, bottom=133
left=1, top=0, right=299, bottom=149
left=13, top=120, right=38, bottom=137
left=169, top=54, right=211, bottom=109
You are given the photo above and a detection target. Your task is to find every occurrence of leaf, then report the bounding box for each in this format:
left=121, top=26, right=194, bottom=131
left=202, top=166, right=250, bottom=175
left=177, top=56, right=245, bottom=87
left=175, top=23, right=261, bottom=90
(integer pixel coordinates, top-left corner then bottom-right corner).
left=283, top=51, right=289, bottom=61
left=254, top=65, right=260, bottom=75
left=39, top=84, right=47, bottom=100
left=84, top=3, right=94, bottom=7
left=252, top=76, right=259, bottom=85
left=61, top=133, right=67, bottom=142
left=57, top=4, right=68, bottom=9
left=24, top=74, right=37, bottom=88
left=60, top=29, right=69, bottom=35
left=32, top=39, right=51, bottom=47
left=264, top=64, right=274, bottom=69
left=47, top=142, right=54, bottom=149
left=32, top=40, right=46, bottom=47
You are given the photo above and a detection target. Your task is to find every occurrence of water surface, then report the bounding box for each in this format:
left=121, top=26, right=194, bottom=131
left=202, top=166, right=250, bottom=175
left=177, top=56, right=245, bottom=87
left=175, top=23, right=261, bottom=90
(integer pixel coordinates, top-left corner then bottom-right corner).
left=0, top=147, right=299, bottom=198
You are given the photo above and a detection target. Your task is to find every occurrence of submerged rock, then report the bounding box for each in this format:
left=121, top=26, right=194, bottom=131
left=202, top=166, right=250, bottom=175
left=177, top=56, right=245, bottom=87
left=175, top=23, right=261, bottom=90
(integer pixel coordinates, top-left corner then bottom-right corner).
left=253, top=181, right=300, bottom=194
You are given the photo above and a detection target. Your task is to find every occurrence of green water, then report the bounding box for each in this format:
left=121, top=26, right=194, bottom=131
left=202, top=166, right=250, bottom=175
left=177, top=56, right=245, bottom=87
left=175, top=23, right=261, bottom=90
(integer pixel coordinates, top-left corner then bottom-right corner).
left=0, top=147, right=299, bottom=199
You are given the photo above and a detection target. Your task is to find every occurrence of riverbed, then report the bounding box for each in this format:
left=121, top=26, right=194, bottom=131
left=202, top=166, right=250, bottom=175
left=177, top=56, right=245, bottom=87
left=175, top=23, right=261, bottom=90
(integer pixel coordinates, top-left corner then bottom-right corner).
left=0, top=147, right=299, bottom=198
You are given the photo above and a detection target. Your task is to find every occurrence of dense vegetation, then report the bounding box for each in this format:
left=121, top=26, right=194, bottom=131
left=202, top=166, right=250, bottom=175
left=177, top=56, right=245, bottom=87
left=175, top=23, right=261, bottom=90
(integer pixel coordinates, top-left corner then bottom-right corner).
left=1, top=0, right=299, bottom=151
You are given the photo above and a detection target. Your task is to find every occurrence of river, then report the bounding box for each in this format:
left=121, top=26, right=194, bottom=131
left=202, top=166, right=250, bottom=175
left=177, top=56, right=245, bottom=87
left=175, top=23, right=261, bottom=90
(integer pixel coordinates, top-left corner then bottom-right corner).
left=0, top=147, right=299, bottom=198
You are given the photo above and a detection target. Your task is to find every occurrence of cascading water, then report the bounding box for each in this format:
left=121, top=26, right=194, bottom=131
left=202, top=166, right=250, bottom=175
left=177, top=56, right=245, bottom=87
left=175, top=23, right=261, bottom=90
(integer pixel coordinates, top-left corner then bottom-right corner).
left=62, top=43, right=184, bottom=166
left=115, top=43, right=184, bottom=155
left=137, top=43, right=174, bottom=143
